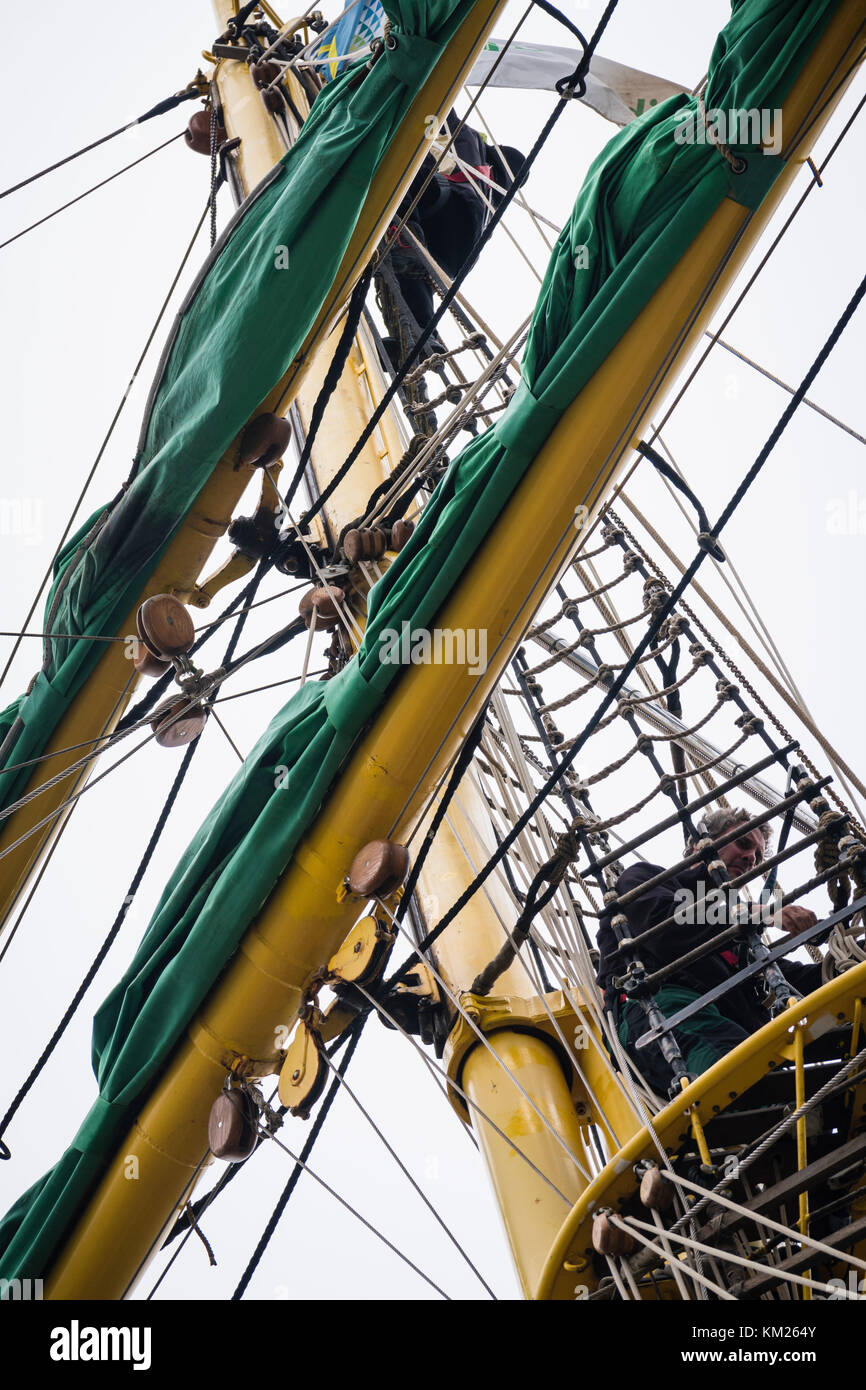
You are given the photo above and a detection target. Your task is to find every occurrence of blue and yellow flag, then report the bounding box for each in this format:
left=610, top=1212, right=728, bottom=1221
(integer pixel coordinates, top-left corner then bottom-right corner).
left=314, top=0, right=386, bottom=82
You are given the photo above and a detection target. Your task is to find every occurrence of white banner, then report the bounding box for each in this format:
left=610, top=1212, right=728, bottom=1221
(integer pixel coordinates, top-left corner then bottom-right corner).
left=466, top=40, right=685, bottom=127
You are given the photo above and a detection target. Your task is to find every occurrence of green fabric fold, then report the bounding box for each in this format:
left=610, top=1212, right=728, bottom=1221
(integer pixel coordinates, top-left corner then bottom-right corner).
left=0, top=0, right=841, bottom=1283
left=0, top=0, right=485, bottom=817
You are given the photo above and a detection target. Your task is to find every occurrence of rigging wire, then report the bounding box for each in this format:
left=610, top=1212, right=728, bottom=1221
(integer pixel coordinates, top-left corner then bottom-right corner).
left=351, top=979, right=573, bottom=1204
left=709, top=333, right=866, bottom=447
left=0, top=611, right=305, bottom=864
left=0, top=85, right=201, bottom=200
left=317, top=1049, right=498, bottom=1297
left=0, top=671, right=136, bottom=966
left=570, top=77, right=866, bottom=578
left=389, top=267, right=866, bottom=981
left=0, top=196, right=210, bottom=699
left=261, top=1128, right=453, bottom=1298
left=149, top=1037, right=360, bottom=1294
left=295, top=0, right=623, bottom=529
left=230, top=1017, right=366, bottom=1299
left=0, top=131, right=187, bottom=252
left=0, top=588, right=268, bottom=1156
left=0, top=742, right=197, bottom=1160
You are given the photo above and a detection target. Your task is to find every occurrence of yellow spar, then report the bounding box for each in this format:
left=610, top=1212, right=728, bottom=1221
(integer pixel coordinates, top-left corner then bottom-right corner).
left=43, top=0, right=866, bottom=1299
left=0, top=0, right=511, bottom=936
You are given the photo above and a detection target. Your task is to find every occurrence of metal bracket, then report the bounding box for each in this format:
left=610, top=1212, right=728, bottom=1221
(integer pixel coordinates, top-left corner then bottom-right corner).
left=278, top=1017, right=328, bottom=1117
left=327, top=913, right=396, bottom=984
left=443, top=989, right=582, bottom=1122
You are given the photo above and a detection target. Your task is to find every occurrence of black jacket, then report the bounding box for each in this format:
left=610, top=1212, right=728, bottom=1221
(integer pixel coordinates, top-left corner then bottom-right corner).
left=596, top=861, right=777, bottom=1034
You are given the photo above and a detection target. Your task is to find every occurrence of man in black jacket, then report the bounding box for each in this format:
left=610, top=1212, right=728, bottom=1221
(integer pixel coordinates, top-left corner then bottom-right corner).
left=596, top=809, right=821, bottom=1094
left=383, top=110, right=526, bottom=358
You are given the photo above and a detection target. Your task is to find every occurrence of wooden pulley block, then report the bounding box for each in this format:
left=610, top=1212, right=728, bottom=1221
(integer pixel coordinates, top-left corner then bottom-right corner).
left=389, top=519, right=415, bottom=552
left=639, top=1165, right=674, bottom=1212
left=263, top=87, right=286, bottom=113
left=278, top=1023, right=328, bottom=1117
left=591, top=1211, right=635, bottom=1256
left=137, top=594, right=195, bottom=659
left=239, top=412, right=292, bottom=468
left=208, top=1087, right=259, bottom=1162
left=151, top=695, right=208, bottom=748
left=298, top=585, right=346, bottom=631
left=185, top=109, right=226, bottom=155
left=343, top=527, right=387, bottom=565
left=251, top=58, right=281, bottom=88
left=348, top=840, right=410, bottom=898
left=133, top=643, right=171, bottom=679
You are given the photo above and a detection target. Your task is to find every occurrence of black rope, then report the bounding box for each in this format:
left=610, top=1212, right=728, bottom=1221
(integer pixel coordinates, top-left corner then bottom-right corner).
left=636, top=441, right=725, bottom=561
left=0, top=131, right=187, bottom=252
left=0, top=738, right=197, bottom=1159
left=280, top=267, right=374, bottom=524
left=0, top=198, right=210, bottom=703
left=0, top=85, right=200, bottom=201
left=531, top=0, right=589, bottom=50
left=390, top=268, right=866, bottom=984
left=159, top=1025, right=358, bottom=1251
left=231, top=1015, right=366, bottom=1299
left=378, top=705, right=489, bottom=1000
left=208, top=106, right=219, bottom=249
left=401, top=706, right=488, bottom=926
left=297, top=0, right=622, bottom=531
left=0, top=586, right=268, bottom=1159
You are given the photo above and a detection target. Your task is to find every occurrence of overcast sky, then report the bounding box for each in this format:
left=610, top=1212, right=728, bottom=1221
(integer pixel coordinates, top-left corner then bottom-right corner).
left=0, top=0, right=864, bottom=1303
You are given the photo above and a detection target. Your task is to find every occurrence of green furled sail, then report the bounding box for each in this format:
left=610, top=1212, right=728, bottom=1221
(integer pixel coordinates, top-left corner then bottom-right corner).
left=0, top=0, right=493, bottom=814
left=0, top=0, right=841, bottom=1283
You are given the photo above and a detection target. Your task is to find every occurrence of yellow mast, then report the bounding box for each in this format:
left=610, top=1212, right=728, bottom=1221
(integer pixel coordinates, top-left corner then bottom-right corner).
left=39, top=0, right=866, bottom=1299
left=0, top=0, right=507, bottom=935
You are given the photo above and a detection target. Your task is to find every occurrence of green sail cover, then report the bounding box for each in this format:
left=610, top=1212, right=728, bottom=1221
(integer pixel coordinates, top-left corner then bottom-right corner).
left=0, top=0, right=491, bottom=815
left=0, top=0, right=840, bottom=1283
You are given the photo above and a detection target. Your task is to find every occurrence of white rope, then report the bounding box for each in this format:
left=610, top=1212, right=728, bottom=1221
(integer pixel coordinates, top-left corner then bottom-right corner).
left=265, top=1130, right=452, bottom=1298
left=608, top=1216, right=736, bottom=1300
left=378, top=905, right=593, bottom=1181
left=318, top=1048, right=497, bottom=1297
left=352, top=979, right=579, bottom=1203
left=614, top=1212, right=860, bottom=1300
left=661, top=1169, right=866, bottom=1275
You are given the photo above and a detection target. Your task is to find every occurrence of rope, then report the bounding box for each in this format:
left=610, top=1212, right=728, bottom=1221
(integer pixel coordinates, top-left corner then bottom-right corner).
left=0, top=585, right=266, bottom=1157
left=668, top=1041, right=866, bottom=1238
left=394, top=269, right=866, bottom=979
left=208, top=105, right=219, bottom=248
left=0, top=197, right=209, bottom=700
left=0, top=131, right=187, bottom=252
left=280, top=268, right=374, bottom=522
left=298, top=0, right=621, bottom=530
left=158, top=1030, right=356, bottom=1255
left=0, top=738, right=197, bottom=1159
left=610, top=502, right=866, bottom=817
left=0, top=84, right=201, bottom=200
left=231, top=1015, right=365, bottom=1299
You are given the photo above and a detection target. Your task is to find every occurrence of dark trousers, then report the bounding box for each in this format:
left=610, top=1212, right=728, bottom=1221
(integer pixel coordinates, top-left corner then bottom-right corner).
left=617, top=963, right=822, bottom=1093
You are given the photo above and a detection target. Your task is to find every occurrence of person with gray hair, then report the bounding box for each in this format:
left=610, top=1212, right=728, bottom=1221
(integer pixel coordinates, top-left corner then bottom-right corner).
left=596, top=806, right=820, bottom=1095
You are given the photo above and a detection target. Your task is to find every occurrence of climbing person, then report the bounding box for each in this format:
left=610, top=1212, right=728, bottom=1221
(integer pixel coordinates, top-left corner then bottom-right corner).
left=380, top=109, right=527, bottom=364
left=596, top=806, right=821, bottom=1095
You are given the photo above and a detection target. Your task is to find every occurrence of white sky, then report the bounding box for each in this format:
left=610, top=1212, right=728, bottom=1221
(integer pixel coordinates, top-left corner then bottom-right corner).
left=0, top=0, right=864, bottom=1303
